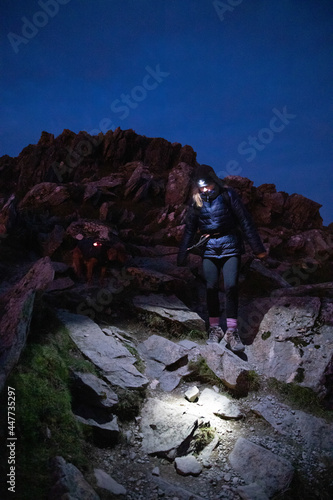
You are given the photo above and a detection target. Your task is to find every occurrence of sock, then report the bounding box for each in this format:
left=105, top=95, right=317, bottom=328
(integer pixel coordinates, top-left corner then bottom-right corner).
left=209, top=317, right=220, bottom=327
left=227, top=318, right=237, bottom=331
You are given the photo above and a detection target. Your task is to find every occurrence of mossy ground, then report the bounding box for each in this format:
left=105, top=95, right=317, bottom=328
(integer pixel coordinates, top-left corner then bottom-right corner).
left=267, top=378, right=333, bottom=422
left=186, top=357, right=223, bottom=387
left=191, top=425, right=215, bottom=455
left=0, top=306, right=95, bottom=499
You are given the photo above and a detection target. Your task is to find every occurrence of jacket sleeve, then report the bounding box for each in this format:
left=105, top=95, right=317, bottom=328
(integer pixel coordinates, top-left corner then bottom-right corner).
left=177, top=205, right=199, bottom=266
left=228, top=189, right=266, bottom=255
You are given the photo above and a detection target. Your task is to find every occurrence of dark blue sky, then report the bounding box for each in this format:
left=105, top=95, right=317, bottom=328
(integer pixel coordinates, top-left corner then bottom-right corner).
left=1, top=0, right=332, bottom=224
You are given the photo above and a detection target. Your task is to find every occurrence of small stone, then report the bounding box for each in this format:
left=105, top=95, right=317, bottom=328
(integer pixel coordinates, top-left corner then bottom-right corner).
left=174, top=455, right=203, bottom=476
left=185, top=385, right=200, bottom=402
left=150, top=379, right=159, bottom=390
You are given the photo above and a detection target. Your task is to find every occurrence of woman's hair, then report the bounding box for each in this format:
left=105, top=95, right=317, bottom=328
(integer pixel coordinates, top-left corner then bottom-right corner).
left=193, top=186, right=204, bottom=207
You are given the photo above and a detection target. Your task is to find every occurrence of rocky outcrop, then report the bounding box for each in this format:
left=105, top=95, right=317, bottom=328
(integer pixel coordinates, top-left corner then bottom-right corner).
left=246, top=295, right=333, bottom=398
left=0, top=257, right=54, bottom=392
left=0, top=129, right=331, bottom=283
left=0, top=129, right=333, bottom=499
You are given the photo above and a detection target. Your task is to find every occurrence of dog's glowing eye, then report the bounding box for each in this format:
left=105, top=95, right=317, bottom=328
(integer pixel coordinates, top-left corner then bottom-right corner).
left=93, top=241, right=102, bottom=247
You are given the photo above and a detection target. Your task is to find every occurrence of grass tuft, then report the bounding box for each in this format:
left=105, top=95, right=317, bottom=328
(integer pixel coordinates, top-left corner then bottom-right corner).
left=186, top=357, right=222, bottom=387
left=267, top=378, right=333, bottom=421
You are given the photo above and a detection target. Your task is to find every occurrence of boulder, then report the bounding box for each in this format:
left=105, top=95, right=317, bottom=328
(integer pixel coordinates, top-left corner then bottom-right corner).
left=283, top=193, right=323, bottom=230
left=246, top=296, right=333, bottom=398
left=18, top=182, right=71, bottom=211
left=229, top=437, right=294, bottom=497
left=165, top=162, right=193, bottom=206
left=0, top=194, right=17, bottom=235
left=39, top=224, right=65, bottom=256
left=199, top=344, right=251, bottom=395
left=66, top=219, right=115, bottom=240
left=124, top=163, right=154, bottom=201
left=49, top=456, right=100, bottom=500
left=240, top=258, right=291, bottom=296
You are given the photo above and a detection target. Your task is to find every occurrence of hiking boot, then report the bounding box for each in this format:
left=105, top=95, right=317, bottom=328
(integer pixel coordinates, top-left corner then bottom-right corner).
left=206, top=326, right=224, bottom=344
left=224, top=328, right=245, bottom=352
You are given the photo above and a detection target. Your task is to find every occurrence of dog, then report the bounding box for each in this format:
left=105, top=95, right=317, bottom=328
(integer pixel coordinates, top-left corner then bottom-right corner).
left=72, top=237, right=127, bottom=283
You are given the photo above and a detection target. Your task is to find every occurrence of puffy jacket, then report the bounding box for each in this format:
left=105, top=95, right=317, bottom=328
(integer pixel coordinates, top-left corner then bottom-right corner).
left=177, top=188, right=265, bottom=265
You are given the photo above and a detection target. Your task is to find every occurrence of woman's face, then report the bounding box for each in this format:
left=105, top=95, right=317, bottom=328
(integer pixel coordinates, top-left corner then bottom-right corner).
left=199, top=182, right=216, bottom=195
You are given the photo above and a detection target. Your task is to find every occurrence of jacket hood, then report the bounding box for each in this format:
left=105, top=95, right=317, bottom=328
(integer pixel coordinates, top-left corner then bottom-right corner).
left=194, top=164, right=226, bottom=190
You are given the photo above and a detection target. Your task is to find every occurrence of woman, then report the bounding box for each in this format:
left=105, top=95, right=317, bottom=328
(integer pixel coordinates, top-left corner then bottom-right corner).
left=177, top=164, right=267, bottom=351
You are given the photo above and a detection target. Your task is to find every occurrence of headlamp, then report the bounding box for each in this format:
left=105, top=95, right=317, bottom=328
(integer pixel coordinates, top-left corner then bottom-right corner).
left=198, top=179, right=209, bottom=188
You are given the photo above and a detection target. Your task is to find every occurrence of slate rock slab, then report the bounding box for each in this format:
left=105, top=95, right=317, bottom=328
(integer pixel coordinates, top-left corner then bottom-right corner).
left=76, top=415, right=120, bottom=448
left=229, top=437, right=294, bottom=497
left=138, top=334, right=188, bottom=367
left=94, top=468, right=127, bottom=497
left=132, top=293, right=206, bottom=332
left=252, top=398, right=333, bottom=458
left=140, top=397, right=199, bottom=457
left=56, top=310, right=149, bottom=390
left=152, top=476, right=206, bottom=500
left=71, top=371, right=119, bottom=409
left=49, top=456, right=99, bottom=500
left=104, top=360, right=149, bottom=390
left=197, top=388, right=243, bottom=420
